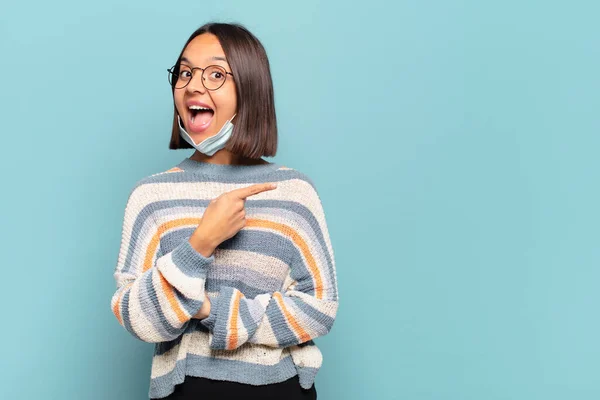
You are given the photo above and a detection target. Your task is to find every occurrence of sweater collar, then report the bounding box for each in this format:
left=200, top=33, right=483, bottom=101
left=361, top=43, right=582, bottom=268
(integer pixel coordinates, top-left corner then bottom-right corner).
left=176, top=157, right=281, bottom=179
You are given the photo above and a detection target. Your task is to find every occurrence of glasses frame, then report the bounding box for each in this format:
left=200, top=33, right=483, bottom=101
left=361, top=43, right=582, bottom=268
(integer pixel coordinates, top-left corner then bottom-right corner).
left=167, top=64, right=234, bottom=91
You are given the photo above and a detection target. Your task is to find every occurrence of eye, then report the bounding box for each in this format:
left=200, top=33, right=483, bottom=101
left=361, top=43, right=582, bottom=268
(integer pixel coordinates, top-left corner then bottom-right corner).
left=210, top=71, right=223, bottom=79
left=177, top=65, right=193, bottom=79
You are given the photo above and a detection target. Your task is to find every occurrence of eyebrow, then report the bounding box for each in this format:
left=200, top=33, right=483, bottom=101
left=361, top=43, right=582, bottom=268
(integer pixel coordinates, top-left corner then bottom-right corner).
left=180, top=56, right=227, bottom=65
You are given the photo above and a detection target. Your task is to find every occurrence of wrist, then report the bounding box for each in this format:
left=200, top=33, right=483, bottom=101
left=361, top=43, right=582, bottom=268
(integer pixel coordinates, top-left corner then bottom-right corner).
left=193, top=297, right=211, bottom=320
left=188, top=234, right=216, bottom=258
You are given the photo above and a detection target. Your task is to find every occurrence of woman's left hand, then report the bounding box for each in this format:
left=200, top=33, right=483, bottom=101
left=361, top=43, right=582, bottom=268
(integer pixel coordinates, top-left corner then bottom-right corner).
left=192, top=295, right=211, bottom=320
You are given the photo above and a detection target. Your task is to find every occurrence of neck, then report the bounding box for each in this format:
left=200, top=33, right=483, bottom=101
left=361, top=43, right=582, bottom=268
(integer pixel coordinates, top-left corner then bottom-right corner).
left=190, top=149, right=268, bottom=166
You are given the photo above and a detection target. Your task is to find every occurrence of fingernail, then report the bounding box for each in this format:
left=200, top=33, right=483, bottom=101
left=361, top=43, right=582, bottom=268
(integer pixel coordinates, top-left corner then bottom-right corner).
left=271, top=183, right=278, bottom=188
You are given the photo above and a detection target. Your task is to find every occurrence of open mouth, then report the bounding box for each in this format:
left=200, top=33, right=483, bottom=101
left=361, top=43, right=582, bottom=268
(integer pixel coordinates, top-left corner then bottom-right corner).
left=188, top=105, right=215, bottom=132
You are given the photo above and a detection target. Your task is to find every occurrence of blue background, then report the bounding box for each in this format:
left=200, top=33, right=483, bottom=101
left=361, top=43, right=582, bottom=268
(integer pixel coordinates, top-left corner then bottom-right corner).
left=1, top=1, right=599, bottom=399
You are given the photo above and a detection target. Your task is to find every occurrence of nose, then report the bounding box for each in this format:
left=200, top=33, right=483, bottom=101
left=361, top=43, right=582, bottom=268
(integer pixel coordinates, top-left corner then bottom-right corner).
left=186, top=69, right=206, bottom=93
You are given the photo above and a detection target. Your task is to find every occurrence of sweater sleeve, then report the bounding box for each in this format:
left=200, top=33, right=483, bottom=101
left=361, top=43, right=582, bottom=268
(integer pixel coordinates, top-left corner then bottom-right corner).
left=110, top=183, right=214, bottom=343
left=199, top=181, right=339, bottom=350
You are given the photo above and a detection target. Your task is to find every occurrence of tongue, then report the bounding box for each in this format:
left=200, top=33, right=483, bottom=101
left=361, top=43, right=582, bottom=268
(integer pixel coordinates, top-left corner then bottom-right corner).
left=192, top=111, right=213, bottom=127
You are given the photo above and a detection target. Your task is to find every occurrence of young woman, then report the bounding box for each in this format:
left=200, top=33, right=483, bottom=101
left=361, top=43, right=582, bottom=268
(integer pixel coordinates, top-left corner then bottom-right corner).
left=110, top=22, right=339, bottom=400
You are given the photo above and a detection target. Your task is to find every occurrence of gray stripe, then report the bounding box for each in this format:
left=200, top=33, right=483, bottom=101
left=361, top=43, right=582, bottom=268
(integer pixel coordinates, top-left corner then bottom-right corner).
left=121, top=202, right=155, bottom=274
left=145, top=164, right=315, bottom=187
left=201, top=286, right=235, bottom=348
left=148, top=352, right=298, bottom=399
left=238, top=299, right=258, bottom=341
left=174, top=292, right=205, bottom=316
left=219, top=229, right=296, bottom=263
left=141, top=271, right=189, bottom=340
left=253, top=206, right=329, bottom=271
left=170, top=239, right=213, bottom=279
left=120, top=290, right=142, bottom=341
left=153, top=335, right=183, bottom=356
left=291, top=297, right=335, bottom=332
left=265, top=298, right=298, bottom=347
left=160, top=223, right=293, bottom=263
left=159, top=226, right=196, bottom=255
left=295, top=365, right=319, bottom=390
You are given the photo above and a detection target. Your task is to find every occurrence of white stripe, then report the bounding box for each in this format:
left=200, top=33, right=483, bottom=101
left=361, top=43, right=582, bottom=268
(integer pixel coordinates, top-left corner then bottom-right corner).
left=289, top=343, right=323, bottom=368
left=150, top=263, right=192, bottom=328
left=214, top=249, right=290, bottom=280
left=156, top=251, right=207, bottom=300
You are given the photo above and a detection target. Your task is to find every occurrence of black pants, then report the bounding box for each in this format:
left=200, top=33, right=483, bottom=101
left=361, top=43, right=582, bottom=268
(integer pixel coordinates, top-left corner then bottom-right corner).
left=160, top=374, right=317, bottom=400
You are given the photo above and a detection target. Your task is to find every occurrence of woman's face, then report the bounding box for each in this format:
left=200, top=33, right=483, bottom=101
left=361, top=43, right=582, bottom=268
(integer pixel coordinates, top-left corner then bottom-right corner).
left=174, top=33, right=237, bottom=143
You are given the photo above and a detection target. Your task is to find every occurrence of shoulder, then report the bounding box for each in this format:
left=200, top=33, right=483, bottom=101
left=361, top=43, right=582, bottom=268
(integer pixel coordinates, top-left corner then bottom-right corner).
left=124, top=164, right=182, bottom=210
left=274, top=164, right=319, bottom=193
left=272, top=166, right=331, bottom=238
left=128, top=164, right=185, bottom=196
left=272, top=165, right=327, bottom=212
left=121, top=176, right=155, bottom=221
left=273, top=163, right=317, bottom=189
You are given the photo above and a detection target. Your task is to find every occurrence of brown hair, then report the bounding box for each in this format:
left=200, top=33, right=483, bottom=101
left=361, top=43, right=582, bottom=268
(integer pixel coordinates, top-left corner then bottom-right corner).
left=168, top=22, right=278, bottom=158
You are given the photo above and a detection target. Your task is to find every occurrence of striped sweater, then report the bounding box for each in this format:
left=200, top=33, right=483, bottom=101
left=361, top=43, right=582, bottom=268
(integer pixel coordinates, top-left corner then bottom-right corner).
left=110, top=157, right=339, bottom=399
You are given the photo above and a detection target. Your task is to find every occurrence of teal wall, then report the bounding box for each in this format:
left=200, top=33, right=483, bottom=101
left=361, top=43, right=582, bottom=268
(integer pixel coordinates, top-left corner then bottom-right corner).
left=1, top=1, right=598, bottom=399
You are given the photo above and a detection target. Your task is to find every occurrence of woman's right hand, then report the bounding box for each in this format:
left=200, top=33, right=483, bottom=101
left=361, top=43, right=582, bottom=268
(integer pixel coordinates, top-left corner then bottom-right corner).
left=189, top=182, right=278, bottom=257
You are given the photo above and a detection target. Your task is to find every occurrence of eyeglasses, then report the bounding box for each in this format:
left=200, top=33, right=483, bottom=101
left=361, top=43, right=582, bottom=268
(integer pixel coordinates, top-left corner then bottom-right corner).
left=167, top=64, right=234, bottom=91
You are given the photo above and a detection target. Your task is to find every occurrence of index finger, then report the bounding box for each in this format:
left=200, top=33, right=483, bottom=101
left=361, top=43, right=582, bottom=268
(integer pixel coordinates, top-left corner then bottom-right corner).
left=229, top=183, right=278, bottom=199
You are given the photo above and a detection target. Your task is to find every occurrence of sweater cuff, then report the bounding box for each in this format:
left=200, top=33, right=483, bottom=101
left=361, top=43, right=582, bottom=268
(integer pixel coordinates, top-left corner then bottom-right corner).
left=200, top=286, right=237, bottom=349
left=170, top=239, right=214, bottom=278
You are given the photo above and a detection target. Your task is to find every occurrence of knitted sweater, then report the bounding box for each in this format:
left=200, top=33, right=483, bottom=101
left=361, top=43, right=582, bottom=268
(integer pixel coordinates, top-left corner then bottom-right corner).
left=110, top=157, right=339, bottom=399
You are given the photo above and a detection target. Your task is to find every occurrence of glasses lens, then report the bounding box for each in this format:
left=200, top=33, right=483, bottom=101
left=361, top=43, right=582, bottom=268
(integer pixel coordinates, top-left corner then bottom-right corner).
left=170, top=65, right=192, bottom=89
left=203, top=66, right=227, bottom=90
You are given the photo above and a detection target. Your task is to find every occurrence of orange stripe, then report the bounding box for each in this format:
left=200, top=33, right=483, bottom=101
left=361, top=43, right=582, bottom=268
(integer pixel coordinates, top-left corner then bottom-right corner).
left=158, top=273, right=189, bottom=323
left=245, top=219, right=324, bottom=299
left=227, top=290, right=243, bottom=349
left=112, top=282, right=133, bottom=325
left=142, top=217, right=203, bottom=272
left=141, top=217, right=203, bottom=322
left=165, top=167, right=183, bottom=173
left=273, top=292, right=311, bottom=343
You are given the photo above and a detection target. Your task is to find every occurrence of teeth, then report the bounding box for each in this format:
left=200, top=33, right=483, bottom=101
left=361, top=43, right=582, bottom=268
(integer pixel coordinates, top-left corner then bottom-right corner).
left=189, top=105, right=212, bottom=111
